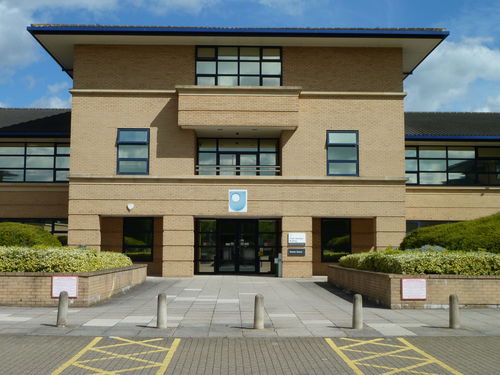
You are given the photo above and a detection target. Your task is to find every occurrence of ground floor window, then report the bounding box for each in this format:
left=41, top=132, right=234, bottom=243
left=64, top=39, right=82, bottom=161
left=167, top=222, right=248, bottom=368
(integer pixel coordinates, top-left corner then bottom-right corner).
left=0, top=218, right=68, bottom=244
left=406, top=220, right=457, bottom=233
left=195, top=218, right=280, bottom=274
left=321, top=218, right=351, bottom=262
left=123, top=217, right=154, bottom=262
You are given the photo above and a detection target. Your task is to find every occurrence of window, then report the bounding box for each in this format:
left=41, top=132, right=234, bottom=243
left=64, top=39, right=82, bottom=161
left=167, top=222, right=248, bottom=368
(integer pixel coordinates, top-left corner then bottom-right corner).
left=321, top=219, right=351, bottom=262
left=196, top=46, right=282, bottom=86
left=123, top=217, right=154, bottom=262
left=405, top=146, right=500, bottom=186
left=116, top=129, right=149, bottom=175
left=0, top=218, right=68, bottom=244
left=0, top=142, right=69, bottom=182
left=197, top=138, right=279, bottom=175
left=406, top=220, right=457, bottom=233
left=327, top=131, right=359, bottom=176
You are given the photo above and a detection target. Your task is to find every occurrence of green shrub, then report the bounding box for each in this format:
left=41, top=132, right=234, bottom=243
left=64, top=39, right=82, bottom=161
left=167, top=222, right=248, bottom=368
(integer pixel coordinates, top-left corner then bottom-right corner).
left=401, top=213, right=500, bottom=252
left=339, top=250, right=500, bottom=276
left=322, top=251, right=350, bottom=262
left=0, top=222, right=61, bottom=247
left=0, top=247, right=132, bottom=272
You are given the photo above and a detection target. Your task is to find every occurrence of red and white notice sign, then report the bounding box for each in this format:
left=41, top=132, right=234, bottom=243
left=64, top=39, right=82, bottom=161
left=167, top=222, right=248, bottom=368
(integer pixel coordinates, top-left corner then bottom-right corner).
left=401, top=278, right=427, bottom=300
left=51, top=276, right=78, bottom=298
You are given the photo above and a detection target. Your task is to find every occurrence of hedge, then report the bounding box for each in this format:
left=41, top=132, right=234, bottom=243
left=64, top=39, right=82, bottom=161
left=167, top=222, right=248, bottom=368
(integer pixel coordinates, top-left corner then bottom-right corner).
left=0, top=247, right=132, bottom=273
left=400, top=213, right=500, bottom=252
left=0, top=222, right=61, bottom=247
left=338, top=250, right=500, bottom=276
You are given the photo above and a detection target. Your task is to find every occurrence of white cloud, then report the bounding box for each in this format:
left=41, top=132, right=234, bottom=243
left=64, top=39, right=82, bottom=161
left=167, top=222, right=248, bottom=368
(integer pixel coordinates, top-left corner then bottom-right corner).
left=30, top=95, right=70, bottom=108
left=257, top=0, right=305, bottom=16
left=129, top=0, right=220, bottom=14
left=5, top=0, right=117, bottom=12
left=475, top=95, right=500, bottom=112
left=48, top=81, right=70, bottom=94
left=0, top=102, right=8, bottom=107
left=405, top=39, right=500, bottom=111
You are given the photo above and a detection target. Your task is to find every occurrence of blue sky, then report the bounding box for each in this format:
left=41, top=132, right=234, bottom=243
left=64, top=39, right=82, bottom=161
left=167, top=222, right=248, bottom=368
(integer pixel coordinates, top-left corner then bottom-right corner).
left=0, top=0, right=499, bottom=112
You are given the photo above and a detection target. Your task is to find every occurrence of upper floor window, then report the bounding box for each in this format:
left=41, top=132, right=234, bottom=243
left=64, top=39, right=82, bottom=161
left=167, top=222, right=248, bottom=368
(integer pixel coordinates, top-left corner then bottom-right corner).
left=196, top=46, right=282, bottom=87
left=327, top=131, right=359, bottom=176
left=116, top=129, right=149, bottom=175
left=405, top=145, right=500, bottom=186
left=197, top=138, right=279, bottom=176
left=0, top=142, right=69, bottom=182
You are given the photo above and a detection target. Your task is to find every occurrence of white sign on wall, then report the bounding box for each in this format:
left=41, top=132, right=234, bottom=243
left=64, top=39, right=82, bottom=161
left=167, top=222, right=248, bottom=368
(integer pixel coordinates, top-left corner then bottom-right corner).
left=228, top=190, right=248, bottom=212
left=51, top=276, right=78, bottom=298
left=401, top=278, right=427, bottom=300
left=288, top=233, right=306, bottom=245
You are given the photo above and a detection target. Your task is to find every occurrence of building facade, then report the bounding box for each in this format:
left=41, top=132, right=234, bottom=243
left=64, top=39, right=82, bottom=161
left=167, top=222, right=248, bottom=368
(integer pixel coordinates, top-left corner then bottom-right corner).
left=0, top=25, right=498, bottom=277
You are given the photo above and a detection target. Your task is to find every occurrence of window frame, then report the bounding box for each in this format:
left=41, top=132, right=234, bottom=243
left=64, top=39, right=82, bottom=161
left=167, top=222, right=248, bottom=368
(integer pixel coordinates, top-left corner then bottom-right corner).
left=326, top=130, right=359, bottom=176
left=116, top=129, right=150, bottom=175
left=195, top=46, right=283, bottom=87
left=122, top=217, right=154, bottom=262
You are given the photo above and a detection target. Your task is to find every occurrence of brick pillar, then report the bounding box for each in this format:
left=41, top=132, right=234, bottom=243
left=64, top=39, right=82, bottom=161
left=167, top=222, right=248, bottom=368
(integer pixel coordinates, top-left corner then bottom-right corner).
left=351, top=218, right=376, bottom=253
left=67, top=214, right=101, bottom=250
left=375, top=216, right=406, bottom=250
left=162, top=215, right=194, bottom=277
left=281, top=216, right=313, bottom=278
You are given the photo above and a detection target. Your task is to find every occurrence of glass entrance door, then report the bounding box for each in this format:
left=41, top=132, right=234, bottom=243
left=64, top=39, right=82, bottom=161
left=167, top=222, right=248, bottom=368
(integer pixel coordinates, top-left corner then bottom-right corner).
left=217, top=220, right=257, bottom=273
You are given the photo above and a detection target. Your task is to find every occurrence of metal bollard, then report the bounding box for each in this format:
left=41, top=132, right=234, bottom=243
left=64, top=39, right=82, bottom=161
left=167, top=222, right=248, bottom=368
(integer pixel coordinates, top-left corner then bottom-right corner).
left=352, top=294, right=363, bottom=330
left=157, top=293, right=167, bottom=329
left=449, top=294, right=460, bottom=329
left=253, top=294, right=264, bottom=329
left=56, top=291, right=69, bottom=327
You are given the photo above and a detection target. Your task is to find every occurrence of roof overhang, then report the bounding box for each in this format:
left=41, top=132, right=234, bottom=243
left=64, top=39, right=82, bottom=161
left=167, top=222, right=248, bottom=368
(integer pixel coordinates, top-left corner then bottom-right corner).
left=28, top=25, right=448, bottom=79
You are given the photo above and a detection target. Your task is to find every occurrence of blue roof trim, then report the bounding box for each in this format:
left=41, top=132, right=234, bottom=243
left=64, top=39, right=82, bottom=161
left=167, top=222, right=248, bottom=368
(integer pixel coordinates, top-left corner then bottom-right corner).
left=27, top=26, right=449, bottom=39
left=405, top=135, right=500, bottom=140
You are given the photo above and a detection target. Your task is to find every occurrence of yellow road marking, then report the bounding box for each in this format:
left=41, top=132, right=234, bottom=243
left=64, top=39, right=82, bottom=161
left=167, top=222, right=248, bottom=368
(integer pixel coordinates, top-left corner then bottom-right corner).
left=51, top=337, right=103, bottom=375
left=156, top=338, right=181, bottom=375
left=325, top=337, right=464, bottom=375
left=96, top=338, right=164, bottom=350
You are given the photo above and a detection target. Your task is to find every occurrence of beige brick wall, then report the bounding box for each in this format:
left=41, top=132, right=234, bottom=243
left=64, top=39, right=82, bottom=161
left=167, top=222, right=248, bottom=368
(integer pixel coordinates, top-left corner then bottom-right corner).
left=0, top=185, right=68, bottom=218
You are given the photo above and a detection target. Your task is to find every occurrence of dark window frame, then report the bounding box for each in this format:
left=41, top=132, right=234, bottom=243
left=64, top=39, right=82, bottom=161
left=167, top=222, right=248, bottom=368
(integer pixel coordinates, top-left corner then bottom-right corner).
left=122, top=217, right=154, bottom=262
left=405, top=145, right=500, bottom=186
left=116, top=129, right=150, bottom=175
left=0, top=142, right=70, bottom=183
left=195, top=46, right=282, bottom=87
left=326, top=130, right=359, bottom=176
left=321, top=218, right=352, bottom=263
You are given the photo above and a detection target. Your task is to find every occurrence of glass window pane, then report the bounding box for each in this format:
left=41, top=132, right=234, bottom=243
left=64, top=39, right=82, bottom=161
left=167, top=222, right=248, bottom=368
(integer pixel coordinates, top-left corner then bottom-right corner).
left=322, top=219, right=351, bottom=254
left=198, top=153, right=216, bottom=165
left=240, top=76, right=260, bottom=86
left=55, top=156, right=69, bottom=169
left=406, top=173, right=417, bottom=184
left=259, top=220, right=276, bottom=232
left=405, top=147, right=417, bottom=158
left=448, top=173, right=475, bottom=185
left=419, top=172, right=446, bottom=185
left=448, top=147, right=475, bottom=159
left=328, top=146, right=357, bottom=161
left=240, top=62, right=259, bottom=74
left=328, top=132, right=357, bottom=144
left=478, top=173, right=500, bottom=185
left=26, top=169, right=53, bottom=181
left=198, top=139, right=217, bottom=151
left=197, top=47, right=215, bottom=58
left=197, top=76, right=215, bottom=85
left=218, top=47, right=238, bottom=60
left=199, top=220, right=216, bottom=232
left=477, top=160, right=500, bottom=173
left=240, top=154, right=257, bottom=165
left=260, top=140, right=277, bottom=152
left=118, top=145, right=148, bottom=159
left=220, top=154, right=236, bottom=165
left=217, top=76, right=238, bottom=86
left=219, top=139, right=257, bottom=152
left=262, top=77, right=280, bottom=86
left=56, top=144, right=70, bottom=155
left=196, top=61, right=216, bottom=74
left=118, top=160, right=147, bottom=174
left=218, top=61, right=238, bottom=74
left=123, top=218, right=153, bottom=261
left=259, top=233, right=276, bottom=246
left=56, top=170, right=69, bottom=181
left=27, top=144, right=54, bottom=155
left=198, top=233, right=216, bottom=247
left=0, top=156, right=24, bottom=168
left=419, top=146, right=446, bottom=158
left=405, top=159, right=417, bottom=172
left=478, top=147, right=500, bottom=158
left=26, top=156, right=53, bottom=168
left=240, top=47, right=260, bottom=60
left=0, top=144, right=24, bottom=155
left=419, top=159, right=446, bottom=171
left=328, top=162, right=357, bottom=175
left=448, top=159, right=475, bottom=172
left=0, top=169, right=23, bottom=182
left=262, top=48, right=280, bottom=60
left=117, top=130, right=148, bottom=143
left=262, top=62, right=281, bottom=75
left=260, top=153, right=276, bottom=166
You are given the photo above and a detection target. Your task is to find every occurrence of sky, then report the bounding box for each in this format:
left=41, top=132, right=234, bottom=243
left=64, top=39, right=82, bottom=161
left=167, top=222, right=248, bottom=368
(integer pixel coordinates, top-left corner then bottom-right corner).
left=0, top=0, right=499, bottom=112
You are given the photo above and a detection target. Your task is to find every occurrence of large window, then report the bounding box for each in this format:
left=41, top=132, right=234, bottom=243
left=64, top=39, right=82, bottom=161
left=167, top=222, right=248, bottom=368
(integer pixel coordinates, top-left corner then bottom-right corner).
left=405, top=146, right=500, bottom=186
left=197, top=138, right=279, bottom=176
left=0, top=142, right=69, bottom=182
left=321, top=218, right=351, bottom=262
left=0, top=218, right=68, bottom=244
left=116, top=129, right=149, bottom=175
left=123, top=217, right=154, bottom=262
left=327, top=131, right=359, bottom=176
left=196, top=46, right=282, bottom=86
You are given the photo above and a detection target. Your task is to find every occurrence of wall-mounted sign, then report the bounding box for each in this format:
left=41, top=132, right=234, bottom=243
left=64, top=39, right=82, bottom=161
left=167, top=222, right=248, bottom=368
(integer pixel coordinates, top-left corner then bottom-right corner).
left=288, top=233, right=306, bottom=245
left=228, top=190, right=247, bottom=212
left=288, top=248, right=306, bottom=256
left=51, top=276, right=78, bottom=298
left=401, top=278, right=427, bottom=300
